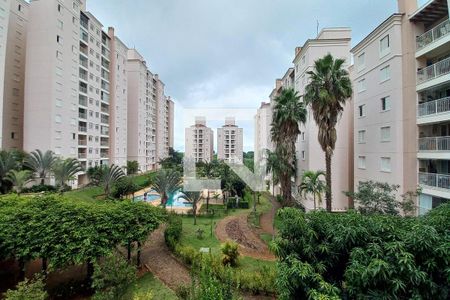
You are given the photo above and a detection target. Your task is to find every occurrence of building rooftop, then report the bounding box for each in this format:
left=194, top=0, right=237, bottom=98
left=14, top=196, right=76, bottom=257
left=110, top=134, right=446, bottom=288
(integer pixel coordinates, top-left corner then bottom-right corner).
left=410, top=0, right=448, bottom=24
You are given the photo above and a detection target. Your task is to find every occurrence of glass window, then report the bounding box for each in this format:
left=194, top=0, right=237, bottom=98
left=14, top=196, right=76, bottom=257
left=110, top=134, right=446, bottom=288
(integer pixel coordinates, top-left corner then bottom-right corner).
left=358, top=104, right=366, bottom=117
left=357, top=79, right=366, bottom=92
left=381, top=157, right=391, bottom=172
left=358, top=156, right=366, bottom=169
left=357, top=52, right=365, bottom=70
left=381, top=126, right=391, bottom=142
left=381, top=96, right=391, bottom=111
left=380, top=35, right=390, bottom=56
left=380, top=65, right=390, bottom=82
left=358, top=130, right=366, bottom=143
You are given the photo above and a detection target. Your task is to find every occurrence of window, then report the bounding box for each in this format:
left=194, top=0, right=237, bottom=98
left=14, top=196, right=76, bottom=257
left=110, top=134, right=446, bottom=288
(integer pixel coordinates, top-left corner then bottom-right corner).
left=301, top=151, right=305, bottom=160
left=57, top=35, right=63, bottom=44
left=380, top=35, right=390, bottom=56
left=380, top=65, right=390, bottom=82
left=381, top=157, right=391, bottom=172
left=57, top=4, right=62, bottom=12
left=358, top=104, right=366, bottom=117
left=56, top=99, right=62, bottom=107
left=55, top=115, right=62, bottom=123
left=56, top=50, right=62, bottom=60
left=301, top=132, right=305, bottom=141
left=357, top=53, right=365, bottom=71
left=381, top=126, right=391, bottom=142
left=18, top=4, right=21, bottom=11
left=381, top=96, right=391, bottom=111
left=55, top=147, right=61, bottom=155
left=11, top=132, right=15, bottom=139
left=358, top=156, right=366, bottom=169
left=357, top=79, right=366, bottom=92
left=57, top=20, right=63, bottom=29
left=358, top=130, right=366, bottom=143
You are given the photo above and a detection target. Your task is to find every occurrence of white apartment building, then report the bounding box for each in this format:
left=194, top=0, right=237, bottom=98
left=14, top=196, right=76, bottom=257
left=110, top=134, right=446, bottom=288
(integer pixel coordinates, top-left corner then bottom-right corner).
left=155, top=79, right=172, bottom=161
left=185, top=117, right=214, bottom=163
left=294, top=28, right=354, bottom=211
left=0, top=0, right=28, bottom=150
left=217, top=117, right=243, bottom=164
left=254, top=102, right=272, bottom=165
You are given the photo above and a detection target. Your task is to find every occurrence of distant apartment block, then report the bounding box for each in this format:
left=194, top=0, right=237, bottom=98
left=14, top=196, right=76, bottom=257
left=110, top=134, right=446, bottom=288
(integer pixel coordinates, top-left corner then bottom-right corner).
left=185, top=117, right=214, bottom=163
left=0, top=0, right=28, bottom=150
left=254, top=102, right=273, bottom=166
left=217, top=117, right=243, bottom=164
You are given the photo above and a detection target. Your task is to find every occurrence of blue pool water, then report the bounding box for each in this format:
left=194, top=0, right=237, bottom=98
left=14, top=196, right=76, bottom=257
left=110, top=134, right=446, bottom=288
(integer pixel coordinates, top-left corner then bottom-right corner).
left=133, top=190, right=192, bottom=208
left=134, top=194, right=160, bottom=202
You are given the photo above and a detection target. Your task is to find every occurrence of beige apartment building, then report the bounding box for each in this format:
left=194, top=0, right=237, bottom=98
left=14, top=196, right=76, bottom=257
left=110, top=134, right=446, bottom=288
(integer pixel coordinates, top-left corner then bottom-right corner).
left=217, top=117, right=243, bottom=164
left=0, top=0, right=28, bottom=150
left=254, top=102, right=272, bottom=166
left=185, top=117, right=214, bottom=163
left=294, top=28, right=354, bottom=211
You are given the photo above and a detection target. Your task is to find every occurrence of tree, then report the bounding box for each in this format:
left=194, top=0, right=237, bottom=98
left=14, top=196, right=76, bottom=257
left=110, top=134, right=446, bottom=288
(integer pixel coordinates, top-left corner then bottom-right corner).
left=265, top=149, right=281, bottom=197
left=126, top=160, right=139, bottom=175
left=152, top=169, right=181, bottom=209
left=271, top=88, right=307, bottom=206
left=25, top=150, right=57, bottom=185
left=0, top=151, right=18, bottom=194
left=299, top=170, right=326, bottom=210
left=183, top=191, right=201, bottom=225
left=159, top=147, right=183, bottom=171
left=52, top=158, right=83, bottom=193
left=4, top=274, right=48, bottom=300
left=6, top=170, right=33, bottom=195
left=305, top=54, right=352, bottom=212
left=87, top=166, right=105, bottom=186
left=102, top=165, right=126, bottom=197
left=112, top=177, right=138, bottom=199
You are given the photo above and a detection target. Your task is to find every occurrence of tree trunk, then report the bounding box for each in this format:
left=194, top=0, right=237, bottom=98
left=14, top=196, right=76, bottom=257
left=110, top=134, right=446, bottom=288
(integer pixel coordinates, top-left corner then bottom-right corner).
left=272, top=174, right=275, bottom=197
left=313, top=194, right=316, bottom=210
left=136, top=242, right=141, bottom=267
left=42, top=257, right=48, bottom=274
left=206, top=191, right=210, bottom=210
left=193, top=202, right=197, bottom=225
left=18, top=258, right=25, bottom=281
left=87, top=261, right=94, bottom=283
left=40, top=178, right=45, bottom=185
left=127, top=242, right=131, bottom=262
left=325, top=150, right=332, bottom=212
left=253, top=192, right=257, bottom=214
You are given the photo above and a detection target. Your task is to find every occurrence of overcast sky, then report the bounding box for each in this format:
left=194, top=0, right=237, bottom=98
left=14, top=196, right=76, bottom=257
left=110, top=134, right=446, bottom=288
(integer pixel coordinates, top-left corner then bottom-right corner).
left=86, top=0, right=425, bottom=152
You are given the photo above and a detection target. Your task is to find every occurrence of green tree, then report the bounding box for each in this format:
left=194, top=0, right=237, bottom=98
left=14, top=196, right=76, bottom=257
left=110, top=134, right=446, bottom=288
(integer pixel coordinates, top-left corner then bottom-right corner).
left=4, top=274, right=48, bottom=300
left=52, top=158, right=83, bottom=193
left=0, top=151, right=18, bottom=194
left=159, top=147, right=183, bottom=171
left=6, top=170, right=33, bottom=195
left=113, top=177, right=138, bottom=199
left=126, top=160, right=139, bottom=175
left=299, top=170, right=326, bottom=210
left=305, top=54, right=352, bottom=212
left=152, top=169, right=181, bottom=209
left=25, top=150, right=57, bottom=185
left=265, top=149, right=281, bottom=197
left=87, top=165, right=105, bottom=186
left=271, top=88, right=307, bottom=206
left=183, top=191, right=201, bottom=225
left=102, top=165, right=126, bottom=197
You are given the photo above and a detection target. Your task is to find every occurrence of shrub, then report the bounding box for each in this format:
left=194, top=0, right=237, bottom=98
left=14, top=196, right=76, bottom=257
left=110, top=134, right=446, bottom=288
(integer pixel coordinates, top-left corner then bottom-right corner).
left=22, top=184, right=57, bottom=194
left=235, top=265, right=277, bottom=295
left=112, top=177, right=138, bottom=199
left=164, top=214, right=182, bottom=250
left=221, top=241, right=239, bottom=267
left=175, top=245, right=200, bottom=266
left=91, top=253, right=136, bottom=300
left=4, top=274, right=48, bottom=300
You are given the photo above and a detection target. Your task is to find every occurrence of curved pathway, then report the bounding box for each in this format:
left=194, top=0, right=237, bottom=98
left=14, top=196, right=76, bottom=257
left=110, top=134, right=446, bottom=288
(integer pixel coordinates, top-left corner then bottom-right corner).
left=259, top=194, right=281, bottom=236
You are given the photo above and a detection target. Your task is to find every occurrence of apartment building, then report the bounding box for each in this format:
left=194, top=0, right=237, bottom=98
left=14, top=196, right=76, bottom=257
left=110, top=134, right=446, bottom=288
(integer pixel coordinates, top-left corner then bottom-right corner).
left=0, top=0, right=28, bottom=150
left=126, top=49, right=158, bottom=172
left=294, top=28, right=354, bottom=211
left=254, top=102, right=272, bottom=165
left=217, top=117, right=243, bottom=164
left=155, top=78, right=171, bottom=161
left=411, top=0, right=450, bottom=213
left=185, top=117, right=214, bottom=163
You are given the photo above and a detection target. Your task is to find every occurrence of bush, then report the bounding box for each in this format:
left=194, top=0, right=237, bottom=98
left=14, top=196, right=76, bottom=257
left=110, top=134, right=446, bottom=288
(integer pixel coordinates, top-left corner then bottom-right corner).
left=164, top=214, right=182, bottom=250
left=221, top=241, right=239, bottom=267
left=235, top=265, right=277, bottom=295
left=5, top=274, right=48, bottom=300
left=91, top=253, right=137, bottom=300
left=175, top=245, right=200, bottom=266
left=22, top=184, right=57, bottom=194
left=226, top=197, right=249, bottom=209
left=112, top=177, right=138, bottom=199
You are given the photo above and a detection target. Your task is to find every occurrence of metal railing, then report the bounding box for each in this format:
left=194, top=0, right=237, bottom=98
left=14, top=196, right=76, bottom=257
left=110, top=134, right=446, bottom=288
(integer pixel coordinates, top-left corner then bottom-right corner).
left=78, top=126, right=87, bottom=133
left=78, top=140, right=87, bottom=146
left=79, top=56, right=88, bottom=68
left=78, top=112, right=87, bottom=119
left=416, top=19, right=450, bottom=50
left=79, top=85, right=87, bottom=94
left=418, top=136, right=450, bottom=151
left=78, top=153, right=87, bottom=159
left=418, top=96, right=450, bottom=117
left=79, top=96, right=87, bottom=107
left=419, top=172, right=450, bottom=190
left=417, top=57, right=450, bottom=84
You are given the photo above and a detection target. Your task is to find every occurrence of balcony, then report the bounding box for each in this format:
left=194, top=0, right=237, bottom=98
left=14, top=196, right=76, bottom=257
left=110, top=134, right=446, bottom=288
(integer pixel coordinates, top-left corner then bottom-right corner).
left=78, top=139, right=87, bottom=146
left=79, top=85, right=87, bottom=94
left=79, top=95, right=88, bottom=107
left=417, top=19, right=450, bottom=50
left=78, top=111, right=87, bottom=119
left=418, top=96, right=450, bottom=118
left=79, top=55, right=88, bottom=68
left=78, top=153, right=87, bottom=159
left=419, top=172, right=450, bottom=190
left=101, top=116, right=109, bottom=124
left=419, top=136, right=450, bottom=151
left=78, top=126, right=87, bottom=133
left=417, top=57, right=450, bottom=85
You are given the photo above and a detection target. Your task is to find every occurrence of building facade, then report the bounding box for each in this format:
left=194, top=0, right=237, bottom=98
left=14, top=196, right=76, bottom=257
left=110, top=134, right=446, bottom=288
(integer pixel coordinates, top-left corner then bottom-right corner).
left=185, top=117, right=214, bottom=163
left=254, top=102, right=272, bottom=165
left=217, top=117, right=243, bottom=164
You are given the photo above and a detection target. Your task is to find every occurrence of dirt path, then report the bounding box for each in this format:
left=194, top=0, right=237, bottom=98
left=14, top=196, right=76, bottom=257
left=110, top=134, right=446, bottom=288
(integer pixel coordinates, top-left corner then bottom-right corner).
left=259, top=195, right=281, bottom=235
left=140, top=227, right=191, bottom=291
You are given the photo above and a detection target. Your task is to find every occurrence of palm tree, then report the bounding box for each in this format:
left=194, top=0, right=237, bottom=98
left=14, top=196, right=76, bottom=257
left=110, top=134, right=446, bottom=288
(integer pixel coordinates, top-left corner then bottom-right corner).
left=271, top=88, right=307, bottom=206
left=304, top=54, right=353, bottom=211
left=0, top=151, right=18, bottom=193
left=153, top=169, right=181, bottom=209
left=265, top=149, right=281, bottom=197
left=6, top=170, right=32, bottom=195
left=52, top=158, right=84, bottom=193
left=299, top=170, right=326, bottom=210
left=183, top=191, right=201, bottom=225
left=102, top=164, right=126, bottom=197
left=25, top=150, right=57, bottom=185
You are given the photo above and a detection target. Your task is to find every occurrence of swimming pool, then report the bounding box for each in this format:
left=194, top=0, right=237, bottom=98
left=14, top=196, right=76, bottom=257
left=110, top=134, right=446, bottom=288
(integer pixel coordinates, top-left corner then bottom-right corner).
left=134, top=194, right=160, bottom=202
left=133, top=190, right=192, bottom=208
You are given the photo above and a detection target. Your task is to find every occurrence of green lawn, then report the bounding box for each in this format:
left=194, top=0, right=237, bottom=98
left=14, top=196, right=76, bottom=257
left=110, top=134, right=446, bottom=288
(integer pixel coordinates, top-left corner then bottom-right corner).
left=124, top=273, right=178, bottom=300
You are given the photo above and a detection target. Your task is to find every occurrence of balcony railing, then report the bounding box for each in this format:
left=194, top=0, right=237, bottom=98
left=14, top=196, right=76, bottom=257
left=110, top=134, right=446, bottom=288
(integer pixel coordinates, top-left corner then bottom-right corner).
left=416, top=19, right=450, bottom=50
left=78, top=153, right=87, bottom=159
left=419, top=172, right=450, bottom=190
left=101, top=117, right=109, bottom=124
left=79, top=95, right=87, bottom=107
left=78, top=140, right=87, bottom=146
left=79, top=85, right=87, bottom=94
left=417, top=57, right=450, bottom=84
left=79, top=126, right=87, bottom=133
left=78, top=112, right=87, bottom=119
left=418, top=136, right=450, bottom=151
left=418, top=96, right=450, bottom=117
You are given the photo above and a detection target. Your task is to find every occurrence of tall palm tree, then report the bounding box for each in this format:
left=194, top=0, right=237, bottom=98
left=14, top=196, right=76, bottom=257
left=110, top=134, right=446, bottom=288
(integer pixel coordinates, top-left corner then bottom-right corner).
left=52, top=158, right=84, bottom=193
left=299, top=170, right=326, bottom=210
left=271, top=88, right=307, bottom=206
left=25, top=150, right=57, bottom=185
left=304, top=54, right=352, bottom=211
left=6, top=170, right=32, bottom=195
left=0, top=151, right=18, bottom=193
left=153, top=169, right=181, bottom=209
left=265, top=149, right=281, bottom=197
left=102, top=164, right=126, bottom=197
left=183, top=191, right=201, bottom=225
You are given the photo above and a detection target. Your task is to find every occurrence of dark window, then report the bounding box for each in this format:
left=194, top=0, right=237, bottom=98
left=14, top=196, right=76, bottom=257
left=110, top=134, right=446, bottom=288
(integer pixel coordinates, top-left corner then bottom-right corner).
left=18, top=4, right=21, bottom=11
left=11, top=132, right=15, bottom=139
left=57, top=4, right=61, bottom=12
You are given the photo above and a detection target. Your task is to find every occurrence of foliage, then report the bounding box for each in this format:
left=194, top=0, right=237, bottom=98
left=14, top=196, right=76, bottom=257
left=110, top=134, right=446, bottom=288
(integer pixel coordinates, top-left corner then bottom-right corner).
left=159, top=147, right=183, bottom=172
left=273, top=207, right=450, bottom=299
left=52, top=158, right=83, bottom=192
left=271, top=88, right=306, bottom=205
left=125, top=273, right=177, bottom=300
left=4, top=274, right=48, bottom=300
left=0, top=150, right=18, bottom=194
left=183, top=191, right=201, bottom=225
left=112, top=177, right=139, bottom=199
left=304, top=54, right=352, bottom=211
left=221, top=241, right=240, bottom=267
left=299, top=170, right=326, bottom=210
left=102, top=165, right=126, bottom=197
left=126, top=161, right=139, bottom=175
left=21, top=184, right=57, bottom=194
left=92, top=253, right=137, bottom=300
left=87, top=166, right=105, bottom=186
left=153, top=169, right=181, bottom=208
left=25, top=150, right=57, bottom=185
left=164, top=214, right=183, bottom=250
left=6, top=170, right=33, bottom=195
